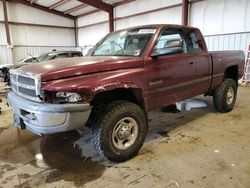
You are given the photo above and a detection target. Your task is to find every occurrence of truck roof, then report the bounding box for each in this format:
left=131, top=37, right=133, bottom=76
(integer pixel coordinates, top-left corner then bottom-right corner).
left=114, top=24, right=199, bottom=33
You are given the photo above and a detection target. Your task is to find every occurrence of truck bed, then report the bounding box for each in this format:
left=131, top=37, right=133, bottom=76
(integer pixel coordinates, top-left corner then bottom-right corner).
left=209, top=50, right=245, bottom=91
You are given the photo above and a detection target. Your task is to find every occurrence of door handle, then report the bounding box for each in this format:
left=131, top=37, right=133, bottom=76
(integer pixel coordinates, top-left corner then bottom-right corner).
left=189, top=61, right=194, bottom=65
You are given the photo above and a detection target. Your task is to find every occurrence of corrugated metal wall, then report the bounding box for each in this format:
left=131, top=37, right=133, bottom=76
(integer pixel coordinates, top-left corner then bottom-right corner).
left=77, top=0, right=182, bottom=46
left=77, top=0, right=250, bottom=56
left=190, top=0, right=250, bottom=35
left=78, top=11, right=109, bottom=46
left=204, top=32, right=250, bottom=55
left=190, top=0, right=250, bottom=55
left=0, top=2, right=78, bottom=65
left=0, top=1, right=9, bottom=65
left=1, top=0, right=250, bottom=64
left=0, top=46, right=12, bottom=65
left=115, top=0, right=181, bottom=30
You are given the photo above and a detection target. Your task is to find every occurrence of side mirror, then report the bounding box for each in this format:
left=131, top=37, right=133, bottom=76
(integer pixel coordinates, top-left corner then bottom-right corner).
left=152, top=47, right=184, bottom=57
left=151, top=39, right=184, bottom=57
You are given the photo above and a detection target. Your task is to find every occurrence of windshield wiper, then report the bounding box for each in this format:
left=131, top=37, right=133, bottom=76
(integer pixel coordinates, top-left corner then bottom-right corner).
left=111, top=40, right=125, bottom=56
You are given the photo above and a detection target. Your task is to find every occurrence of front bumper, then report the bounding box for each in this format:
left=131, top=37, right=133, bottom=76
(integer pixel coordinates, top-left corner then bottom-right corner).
left=7, top=91, right=92, bottom=135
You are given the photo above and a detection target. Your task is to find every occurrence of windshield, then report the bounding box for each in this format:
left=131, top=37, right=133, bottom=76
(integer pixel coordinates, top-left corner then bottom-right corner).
left=37, top=53, right=55, bottom=62
left=92, top=28, right=156, bottom=57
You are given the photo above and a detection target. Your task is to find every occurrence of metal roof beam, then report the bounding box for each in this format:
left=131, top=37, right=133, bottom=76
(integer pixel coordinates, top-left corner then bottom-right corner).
left=8, top=0, right=75, bottom=19
left=64, top=4, right=87, bottom=14
left=77, top=0, right=113, bottom=13
left=77, top=0, right=136, bottom=17
left=49, top=0, right=70, bottom=10
left=114, top=0, right=136, bottom=7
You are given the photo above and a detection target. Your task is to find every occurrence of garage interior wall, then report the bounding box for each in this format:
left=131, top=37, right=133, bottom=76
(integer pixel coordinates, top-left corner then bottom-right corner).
left=0, top=1, right=10, bottom=65
left=78, top=0, right=182, bottom=53
left=1, top=0, right=250, bottom=65
left=78, top=0, right=250, bottom=55
left=0, top=1, right=79, bottom=65
left=190, top=0, right=250, bottom=55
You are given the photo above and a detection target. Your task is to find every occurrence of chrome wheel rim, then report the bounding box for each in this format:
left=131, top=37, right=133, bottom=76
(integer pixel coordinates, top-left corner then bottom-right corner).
left=112, top=117, right=138, bottom=150
left=226, top=87, right=234, bottom=105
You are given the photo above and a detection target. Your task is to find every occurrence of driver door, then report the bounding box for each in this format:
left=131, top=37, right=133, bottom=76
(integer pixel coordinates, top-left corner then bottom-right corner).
left=146, top=28, right=196, bottom=110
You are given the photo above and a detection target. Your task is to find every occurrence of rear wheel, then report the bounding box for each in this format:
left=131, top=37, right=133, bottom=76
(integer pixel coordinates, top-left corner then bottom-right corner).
left=213, top=78, right=237, bottom=112
left=91, top=101, right=147, bottom=162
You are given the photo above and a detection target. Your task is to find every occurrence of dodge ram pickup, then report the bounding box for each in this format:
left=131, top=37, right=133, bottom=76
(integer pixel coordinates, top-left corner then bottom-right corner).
left=7, top=24, right=245, bottom=162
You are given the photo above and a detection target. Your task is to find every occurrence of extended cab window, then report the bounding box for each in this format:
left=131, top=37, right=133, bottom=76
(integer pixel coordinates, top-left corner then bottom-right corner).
left=72, top=52, right=82, bottom=57
left=54, top=53, right=69, bottom=60
left=185, top=30, right=205, bottom=53
left=153, top=28, right=187, bottom=56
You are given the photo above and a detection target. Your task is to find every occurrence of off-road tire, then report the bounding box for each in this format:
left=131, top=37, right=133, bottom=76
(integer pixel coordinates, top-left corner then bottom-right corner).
left=91, top=100, right=147, bottom=162
left=213, top=78, right=237, bottom=113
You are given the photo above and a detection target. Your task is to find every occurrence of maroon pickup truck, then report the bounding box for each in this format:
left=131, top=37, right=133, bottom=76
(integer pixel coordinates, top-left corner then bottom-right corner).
left=7, top=24, right=245, bottom=162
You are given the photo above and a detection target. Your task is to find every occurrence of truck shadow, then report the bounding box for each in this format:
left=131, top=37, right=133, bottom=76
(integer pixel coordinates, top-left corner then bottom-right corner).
left=38, top=96, right=217, bottom=167
left=35, top=97, right=215, bottom=186
left=146, top=96, right=216, bottom=142
left=38, top=130, right=106, bottom=187
left=0, top=95, right=219, bottom=187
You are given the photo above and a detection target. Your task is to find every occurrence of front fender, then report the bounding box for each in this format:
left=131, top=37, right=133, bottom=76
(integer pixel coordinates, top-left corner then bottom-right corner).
left=42, top=69, right=146, bottom=101
left=92, top=82, right=143, bottom=93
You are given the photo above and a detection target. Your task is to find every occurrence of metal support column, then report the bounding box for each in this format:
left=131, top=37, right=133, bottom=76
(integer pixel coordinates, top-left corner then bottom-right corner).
left=182, top=0, right=189, bottom=26
left=3, top=0, right=11, bottom=45
left=2, top=0, right=13, bottom=64
left=74, top=18, right=79, bottom=47
left=109, top=8, right=114, bottom=32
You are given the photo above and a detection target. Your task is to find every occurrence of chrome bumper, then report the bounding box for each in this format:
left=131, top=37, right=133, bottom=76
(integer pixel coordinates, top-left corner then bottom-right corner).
left=7, top=91, right=92, bottom=135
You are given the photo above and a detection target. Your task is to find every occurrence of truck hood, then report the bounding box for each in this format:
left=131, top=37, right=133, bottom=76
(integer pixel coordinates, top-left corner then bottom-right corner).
left=19, top=56, right=144, bottom=81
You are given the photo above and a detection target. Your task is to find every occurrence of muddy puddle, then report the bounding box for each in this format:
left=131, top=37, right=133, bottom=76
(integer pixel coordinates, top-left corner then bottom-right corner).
left=0, top=126, right=106, bottom=187
left=30, top=131, right=105, bottom=186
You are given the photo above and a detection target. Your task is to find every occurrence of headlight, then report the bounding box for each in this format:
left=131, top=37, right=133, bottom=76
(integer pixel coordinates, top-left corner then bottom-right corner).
left=56, top=92, right=82, bottom=103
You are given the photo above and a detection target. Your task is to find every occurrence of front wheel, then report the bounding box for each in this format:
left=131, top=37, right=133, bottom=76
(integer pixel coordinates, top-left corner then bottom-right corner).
left=213, top=78, right=237, bottom=113
left=91, top=101, right=147, bottom=162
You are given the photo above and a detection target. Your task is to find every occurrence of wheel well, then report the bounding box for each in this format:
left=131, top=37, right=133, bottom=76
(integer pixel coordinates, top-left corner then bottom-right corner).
left=86, top=88, right=146, bottom=127
left=225, top=66, right=238, bottom=84
left=90, top=88, right=145, bottom=111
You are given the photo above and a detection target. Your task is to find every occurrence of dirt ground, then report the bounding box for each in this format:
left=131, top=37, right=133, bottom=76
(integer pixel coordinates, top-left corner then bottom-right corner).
left=0, top=81, right=250, bottom=188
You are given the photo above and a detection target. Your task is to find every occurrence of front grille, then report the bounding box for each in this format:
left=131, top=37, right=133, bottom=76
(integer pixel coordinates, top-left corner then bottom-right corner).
left=18, top=87, right=37, bottom=97
left=18, top=76, right=35, bottom=86
left=10, top=70, right=42, bottom=102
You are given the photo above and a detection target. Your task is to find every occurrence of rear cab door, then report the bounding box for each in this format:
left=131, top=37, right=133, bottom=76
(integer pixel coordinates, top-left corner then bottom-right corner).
left=183, top=28, right=212, bottom=95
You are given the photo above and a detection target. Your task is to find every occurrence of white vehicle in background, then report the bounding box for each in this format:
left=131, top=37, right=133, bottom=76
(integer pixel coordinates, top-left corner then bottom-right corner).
left=0, top=55, right=38, bottom=83
left=1, top=50, right=83, bottom=84
left=18, top=55, right=39, bottom=64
